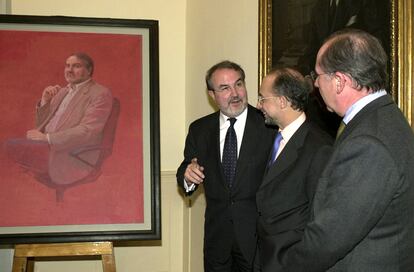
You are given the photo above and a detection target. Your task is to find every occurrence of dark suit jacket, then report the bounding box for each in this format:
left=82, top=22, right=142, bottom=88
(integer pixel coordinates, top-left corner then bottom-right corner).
left=176, top=105, right=274, bottom=265
left=256, top=120, right=332, bottom=272
left=284, top=95, right=414, bottom=271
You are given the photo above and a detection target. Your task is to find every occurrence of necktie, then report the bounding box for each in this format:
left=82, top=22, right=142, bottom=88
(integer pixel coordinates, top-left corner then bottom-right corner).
left=336, top=120, right=346, bottom=139
left=222, top=118, right=237, bottom=187
left=268, top=131, right=283, bottom=165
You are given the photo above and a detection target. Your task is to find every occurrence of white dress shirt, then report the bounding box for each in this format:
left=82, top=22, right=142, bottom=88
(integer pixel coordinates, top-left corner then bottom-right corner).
left=276, top=112, right=306, bottom=159
left=342, top=90, right=387, bottom=125
left=218, top=107, right=248, bottom=160
left=184, top=107, right=249, bottom=192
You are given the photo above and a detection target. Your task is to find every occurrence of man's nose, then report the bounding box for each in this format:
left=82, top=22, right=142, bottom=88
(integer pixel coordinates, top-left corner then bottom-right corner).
left=229, top=86, right=238, bottom=96
left=257, top=100, right=262, bottom=109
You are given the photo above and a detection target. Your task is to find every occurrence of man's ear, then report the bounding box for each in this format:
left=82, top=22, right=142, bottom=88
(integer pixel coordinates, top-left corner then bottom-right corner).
left=279, top=96, right=288, bottom=109
left=335, top=72, right=354, bottom=93
left=334, top=72, right=347, bottom=94
left=208, top=90, right=216, bottom=101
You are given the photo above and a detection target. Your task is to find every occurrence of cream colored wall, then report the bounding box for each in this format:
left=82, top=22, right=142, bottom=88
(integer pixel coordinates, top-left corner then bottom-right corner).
left=186, top=0, right=260, bottom=122
left=185, top=1, right=259, bottom=271
left=1, top=0, right=259, bottom=271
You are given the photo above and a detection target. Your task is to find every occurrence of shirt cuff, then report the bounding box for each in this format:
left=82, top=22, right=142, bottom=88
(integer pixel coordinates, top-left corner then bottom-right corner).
left=46, top=133, right=51, bottom=144
left=184, top=179, right=196, bottom=193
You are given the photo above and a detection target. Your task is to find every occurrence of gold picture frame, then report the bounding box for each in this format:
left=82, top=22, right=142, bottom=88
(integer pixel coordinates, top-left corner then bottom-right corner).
left=259, top=0, right=413, bottom=126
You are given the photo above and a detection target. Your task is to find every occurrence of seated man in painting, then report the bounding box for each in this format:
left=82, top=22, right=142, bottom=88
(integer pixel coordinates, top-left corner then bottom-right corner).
left=5, top=52, right=113, bottom=186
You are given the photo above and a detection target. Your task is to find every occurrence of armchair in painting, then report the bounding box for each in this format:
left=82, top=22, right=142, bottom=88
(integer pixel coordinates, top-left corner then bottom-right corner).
left=45, top=97, right=121, bottom=201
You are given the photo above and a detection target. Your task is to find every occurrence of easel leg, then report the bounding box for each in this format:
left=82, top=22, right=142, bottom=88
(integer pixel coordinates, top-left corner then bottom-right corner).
left=12, top=256, right=27, bottom=272
left=27, top=259, right=35, bottom=272
left=102, top=254, right=116, bottom=272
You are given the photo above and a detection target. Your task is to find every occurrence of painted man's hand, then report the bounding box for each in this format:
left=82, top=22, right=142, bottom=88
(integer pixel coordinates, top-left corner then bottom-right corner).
left=41, top=85, right=61, bottom=106
left=26, top=129, right=47, bottom=142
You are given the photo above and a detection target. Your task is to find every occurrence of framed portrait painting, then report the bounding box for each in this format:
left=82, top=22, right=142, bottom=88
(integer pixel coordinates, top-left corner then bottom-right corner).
left=0, top=14, right=160, bottom=243
left=259, top=0, right=414, bottom=126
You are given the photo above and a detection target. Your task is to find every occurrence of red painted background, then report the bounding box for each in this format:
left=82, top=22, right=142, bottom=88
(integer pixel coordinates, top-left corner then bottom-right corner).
left=0, top=30, right=144, bottom=227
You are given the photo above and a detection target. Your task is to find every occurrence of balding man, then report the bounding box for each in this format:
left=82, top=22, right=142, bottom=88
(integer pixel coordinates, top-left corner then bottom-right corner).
left=283, top=29, right=414, bottom=271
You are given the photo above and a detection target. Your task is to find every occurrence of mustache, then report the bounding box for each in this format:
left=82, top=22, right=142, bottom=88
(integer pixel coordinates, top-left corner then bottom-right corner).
left=228, top=97, right=242, bottom=103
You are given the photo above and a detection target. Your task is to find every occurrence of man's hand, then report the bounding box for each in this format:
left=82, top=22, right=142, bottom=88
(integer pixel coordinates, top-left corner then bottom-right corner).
left=26, top=129, right=48, bottom=142
left=41, top=85, right=61, bottom=106
left=184, top=158, right=205, bottom=186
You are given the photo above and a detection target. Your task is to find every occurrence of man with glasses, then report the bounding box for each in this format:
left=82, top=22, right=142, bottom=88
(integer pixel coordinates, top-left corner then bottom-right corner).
left=176, top=60, right=274, bottom=271
left=282, top=29, right=414, bottom=271
left=254, top=67, right=333, bottom=272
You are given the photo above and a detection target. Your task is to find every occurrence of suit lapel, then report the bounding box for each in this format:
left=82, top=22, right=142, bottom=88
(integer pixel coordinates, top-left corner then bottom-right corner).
left=231, top=107, right=253, bottom=189
left=231, top=106, right=265, bottom=190
left=261, top=122, right=310, bottom=188
left=335, top=95, right=393, bottom=146
left=205, top=112, right=228, bottom=189
left=38, top=87, right=69, bottom=131
left=50, top=88, right=69, bottom=115
left=211, top=114, right=223, bottom=177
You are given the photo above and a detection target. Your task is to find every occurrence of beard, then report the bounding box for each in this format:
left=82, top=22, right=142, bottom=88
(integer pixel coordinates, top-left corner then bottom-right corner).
left=223, top=98, right=247, bottom=117
left=264, top=115, right=277, bottom=126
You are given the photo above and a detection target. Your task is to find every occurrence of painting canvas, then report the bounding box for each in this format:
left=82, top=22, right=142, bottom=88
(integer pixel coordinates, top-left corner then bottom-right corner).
left=271, top=0, right=390, bottom=76
left=259, top=0, right=395, bottom=136
left=0, top=15, right=160, bottom=243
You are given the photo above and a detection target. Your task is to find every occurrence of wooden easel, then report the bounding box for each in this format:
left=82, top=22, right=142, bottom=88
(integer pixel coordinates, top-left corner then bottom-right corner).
left=12, top=241, right=116, bottom=272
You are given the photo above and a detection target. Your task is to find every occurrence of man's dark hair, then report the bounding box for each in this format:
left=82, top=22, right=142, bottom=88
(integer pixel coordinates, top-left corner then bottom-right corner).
left=205, top=60, right=245, bottom=91
left=319, top=28, right=388, bottom=92
left=72, top=52, right=94, bottom=76
left=269, top=67, right=312, bottom=111
left=269, top=67, right=311, bottom=112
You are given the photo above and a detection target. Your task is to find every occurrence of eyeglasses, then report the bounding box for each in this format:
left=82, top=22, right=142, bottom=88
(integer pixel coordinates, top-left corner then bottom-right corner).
left=257, top=95, right=278, bottom=104
left=214, top=80, right=245, bottom=92
left=309, top=70, right=333, bottom=82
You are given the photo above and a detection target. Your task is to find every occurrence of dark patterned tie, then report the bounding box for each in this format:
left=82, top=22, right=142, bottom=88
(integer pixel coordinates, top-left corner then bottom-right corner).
left=222, top=118, right=237, bottom=187
left=268, top=131, right=283, bottom=166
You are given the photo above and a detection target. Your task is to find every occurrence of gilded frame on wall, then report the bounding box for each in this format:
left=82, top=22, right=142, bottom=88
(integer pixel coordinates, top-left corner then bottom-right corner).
left=259, top=0, right=413, bottom=126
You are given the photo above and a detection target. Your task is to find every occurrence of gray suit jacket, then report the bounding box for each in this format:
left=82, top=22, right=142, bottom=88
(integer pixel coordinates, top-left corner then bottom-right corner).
left=283, top=95, right=414, bottom=271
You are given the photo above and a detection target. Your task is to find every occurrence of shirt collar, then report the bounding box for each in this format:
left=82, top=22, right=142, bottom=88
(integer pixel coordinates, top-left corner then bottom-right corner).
left=280, top=112, right=306, bottom=142
left=68, top=78, right=92, bottom=93
left=343, top=90, right=387, bottom=124
left=219, top=106, right=248, bottom=129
